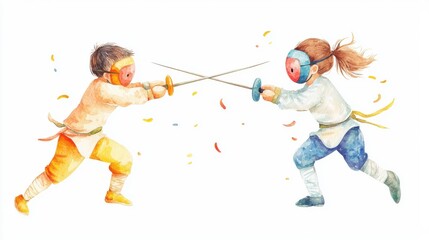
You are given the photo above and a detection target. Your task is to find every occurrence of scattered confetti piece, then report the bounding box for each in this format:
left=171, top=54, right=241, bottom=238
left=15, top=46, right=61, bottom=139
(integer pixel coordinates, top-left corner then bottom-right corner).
left=194, top=123, right=198, bottom=127
left=263, top=30, right=271, bottom=37
left=241, top=122, right=245, bottom=125
left=137, top=152, right=141, bottom=156
left=380, top=80, right=387, bottom=84
left=192, top=91, right=198, bottom=96
left=285, top=177, right=290, bottom=180
left=143, top=118, right=153, bottom=122
left=268, top=41, right=272, bottom=45
left=291, top=137, right=298, bottom=141
left=54, top=68, right=57, bottom=72
left=220, top=98, right=226, bottom=109
left=256, top=44, right=259, bottom=48
left=283, top=120, right=296, bottom=127
left=57, top=94, right=69, bottom=100
left=373, top=94, right=381, bottom=103
left=188, top=161, right=192, bottom=165
left=214, top=142, right=221, bottom=153
left=368, top=75, right=376, bottom=80
left=51, top=54, right=55, bottom=62
left=187, top=153, right=193, bottom=158
left=172, top=123, right=179, bottom=126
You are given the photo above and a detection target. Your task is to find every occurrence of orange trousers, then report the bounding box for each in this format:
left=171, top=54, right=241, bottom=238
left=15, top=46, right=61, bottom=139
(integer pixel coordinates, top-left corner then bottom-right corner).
left=45, top=134, right=132, bottom=184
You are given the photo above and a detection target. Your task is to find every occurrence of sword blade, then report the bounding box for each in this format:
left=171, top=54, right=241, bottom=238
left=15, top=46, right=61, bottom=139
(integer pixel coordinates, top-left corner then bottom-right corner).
left=173, top=70, right=252, bottom=90
left=152, top=61, right=267, bottom=88
left=206, top=78, right=252, bottom=90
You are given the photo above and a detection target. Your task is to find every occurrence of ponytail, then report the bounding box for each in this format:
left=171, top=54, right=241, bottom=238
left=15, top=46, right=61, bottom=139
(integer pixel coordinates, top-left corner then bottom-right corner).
left=332, top=34, right=375, bottom=78
left=295, top=34, right=375, bottom=78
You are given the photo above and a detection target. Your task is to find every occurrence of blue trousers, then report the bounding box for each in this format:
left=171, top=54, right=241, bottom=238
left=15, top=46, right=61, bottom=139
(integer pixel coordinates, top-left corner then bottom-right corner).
left=293, top=127, right=368, bottom=170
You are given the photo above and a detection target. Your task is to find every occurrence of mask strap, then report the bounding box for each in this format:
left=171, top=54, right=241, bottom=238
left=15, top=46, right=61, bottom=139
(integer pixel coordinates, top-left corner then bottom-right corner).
left=309, top=52, right=334, bottom=65
left=103, top=71, right=119, bottom=74
left=304, top=74, right=313, bottom=82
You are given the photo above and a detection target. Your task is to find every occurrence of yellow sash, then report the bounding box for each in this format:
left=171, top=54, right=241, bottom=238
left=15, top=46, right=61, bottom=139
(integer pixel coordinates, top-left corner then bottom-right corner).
left=351, top=99, right=395, bottom=129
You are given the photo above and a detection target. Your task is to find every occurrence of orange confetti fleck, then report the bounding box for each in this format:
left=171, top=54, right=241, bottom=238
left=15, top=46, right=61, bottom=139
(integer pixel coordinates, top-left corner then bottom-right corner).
left=214, top=142, right=221, bottom=153
left=283, top=120, right=296, bottom=127
left=220, top=98, right=226, bottom=109
left=291, top=137, right=298, bottom=141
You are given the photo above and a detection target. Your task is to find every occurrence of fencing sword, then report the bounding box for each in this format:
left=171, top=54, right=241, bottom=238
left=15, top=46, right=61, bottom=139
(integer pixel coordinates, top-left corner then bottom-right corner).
left=153, top=62, right=265, bottom=101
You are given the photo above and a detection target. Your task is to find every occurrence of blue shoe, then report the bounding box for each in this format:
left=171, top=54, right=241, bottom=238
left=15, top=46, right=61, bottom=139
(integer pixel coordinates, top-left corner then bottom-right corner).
left=296, top=196, right=325, bottom=207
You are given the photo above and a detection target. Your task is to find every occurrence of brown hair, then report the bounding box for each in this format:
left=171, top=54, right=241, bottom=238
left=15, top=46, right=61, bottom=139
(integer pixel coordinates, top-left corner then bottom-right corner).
left=89, top=43, right=134, bottom=77
left=295, top=35, right=375, bottom=78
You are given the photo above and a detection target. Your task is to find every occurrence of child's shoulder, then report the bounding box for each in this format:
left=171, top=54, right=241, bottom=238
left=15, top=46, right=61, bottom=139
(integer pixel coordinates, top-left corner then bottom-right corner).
left=84, top=78, right=107, bottom=92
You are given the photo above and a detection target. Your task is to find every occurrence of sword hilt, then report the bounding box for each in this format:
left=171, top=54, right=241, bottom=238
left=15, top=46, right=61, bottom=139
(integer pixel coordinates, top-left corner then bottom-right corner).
left=164, top=75, right=264, bottom=102
left=252, top=78, right=262, bottom=101
left=165, top=75, right=174, bottom=96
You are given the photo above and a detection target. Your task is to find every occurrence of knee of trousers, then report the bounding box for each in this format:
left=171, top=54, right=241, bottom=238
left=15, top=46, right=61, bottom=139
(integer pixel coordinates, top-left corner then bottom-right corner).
left=109, top=161, right=132, bottom=175
left=293, top=152, right=314, bottom=169
left=45, top=155, right=85, bottom=184
left=108, top=150, right=133, bottom=175
left=345, top=154, right=368, bottom=171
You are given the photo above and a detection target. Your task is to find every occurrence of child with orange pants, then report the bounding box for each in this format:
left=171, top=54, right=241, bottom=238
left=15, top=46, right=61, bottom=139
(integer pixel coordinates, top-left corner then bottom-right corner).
left=15, top=43, right=166, bottom=215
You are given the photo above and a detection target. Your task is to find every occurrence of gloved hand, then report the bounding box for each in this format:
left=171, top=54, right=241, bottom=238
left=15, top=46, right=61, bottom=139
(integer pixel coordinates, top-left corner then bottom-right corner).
left=149, top=80, right=167, bottom=99
left=142, top=81, right=166, bottom=100
left=261, top=85, right=281, bottom=103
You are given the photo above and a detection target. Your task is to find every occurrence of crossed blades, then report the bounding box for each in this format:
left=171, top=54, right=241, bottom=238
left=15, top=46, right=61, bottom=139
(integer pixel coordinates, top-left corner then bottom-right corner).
left=153, top=61, right=267, bottom=101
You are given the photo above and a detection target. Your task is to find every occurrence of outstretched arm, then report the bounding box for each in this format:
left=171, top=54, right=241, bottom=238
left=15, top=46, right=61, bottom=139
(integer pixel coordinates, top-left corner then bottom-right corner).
left=98, top=80, right=166, bottom=107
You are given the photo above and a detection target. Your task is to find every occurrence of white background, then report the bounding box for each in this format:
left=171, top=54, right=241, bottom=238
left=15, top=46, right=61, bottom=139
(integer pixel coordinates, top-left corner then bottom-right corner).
left=1, top=0, right=428, bottom=239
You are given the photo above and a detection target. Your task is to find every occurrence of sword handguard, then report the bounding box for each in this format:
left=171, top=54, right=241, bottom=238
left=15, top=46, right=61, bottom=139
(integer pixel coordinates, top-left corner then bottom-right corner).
left=252, top=78, right=262, bottom=102
left=165, top=75, right=174, bottom=96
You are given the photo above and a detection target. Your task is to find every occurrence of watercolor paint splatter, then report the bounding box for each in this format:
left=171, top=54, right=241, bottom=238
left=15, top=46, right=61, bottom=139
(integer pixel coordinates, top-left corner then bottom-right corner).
left=283, top=120, right=296, bottom=127
left=214, top=142, right=221, bottom=153
left=219, top=98, right=226, bottom=109
left=373, top=94, right=381, bottom=103
left=57, top=94, right=69, bottom=100
left=143, top=118, right=153, bottom=122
